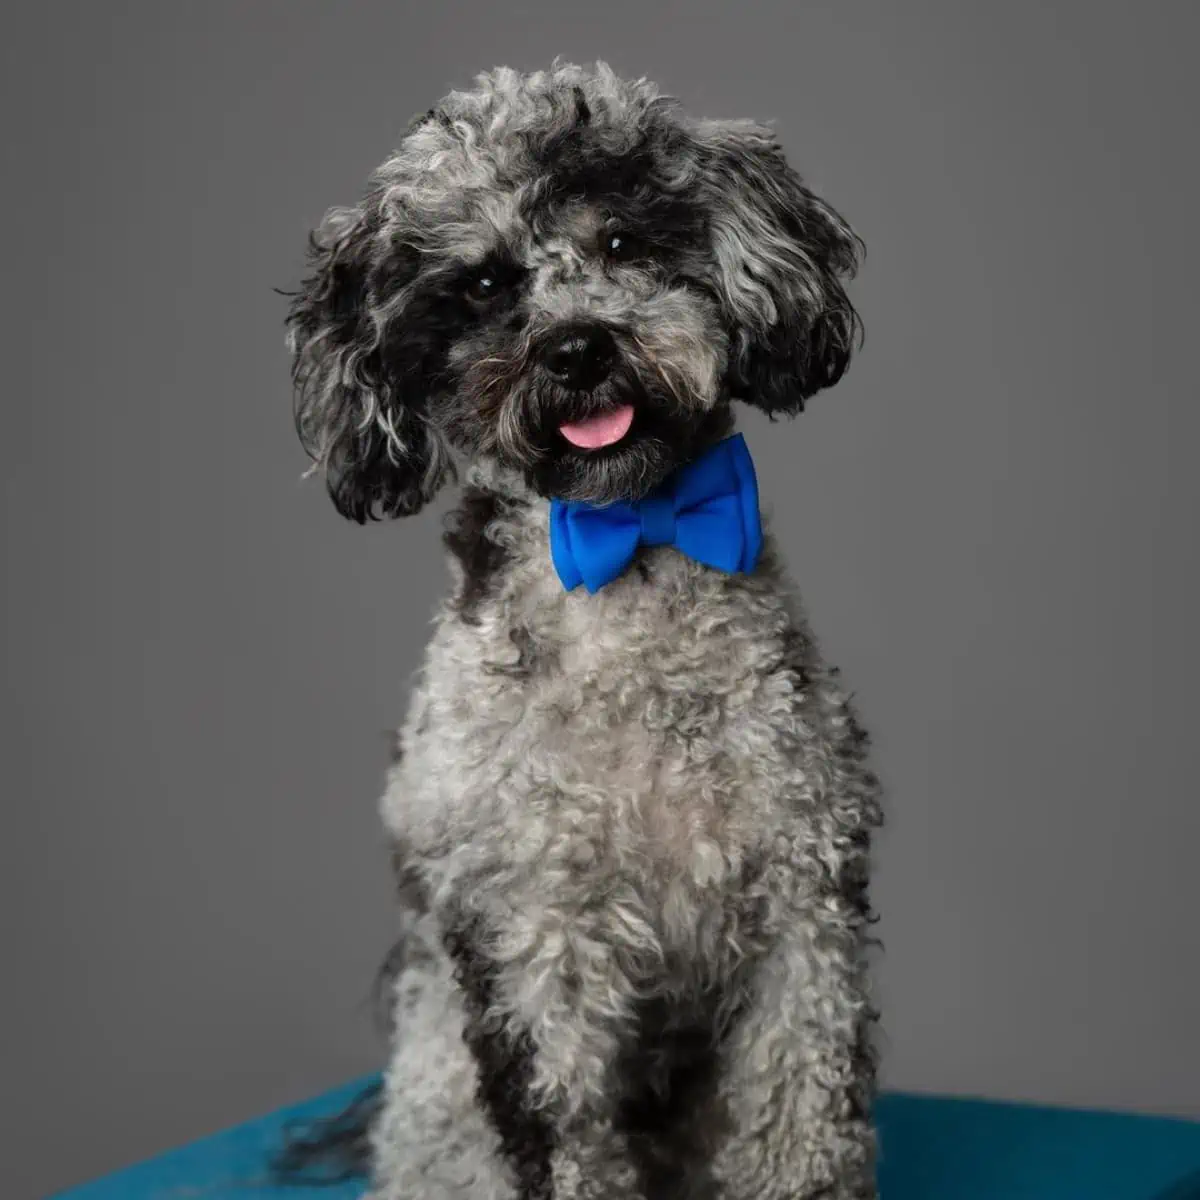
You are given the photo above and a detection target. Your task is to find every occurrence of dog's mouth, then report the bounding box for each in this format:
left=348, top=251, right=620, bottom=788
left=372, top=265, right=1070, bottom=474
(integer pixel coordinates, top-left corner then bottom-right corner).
left=519, top=369, right=702, bottom=503
left=557, top=404, right=635, bottom=451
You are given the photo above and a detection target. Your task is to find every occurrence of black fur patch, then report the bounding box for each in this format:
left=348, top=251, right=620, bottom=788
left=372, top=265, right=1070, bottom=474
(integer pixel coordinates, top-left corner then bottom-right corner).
left=442, top=487, right=520, bottom=623
left=572, top=85, right=591, bottom=126
left=615, top=993, right=743, bottom=1198
left=443, top=916, right=555, bottom=1200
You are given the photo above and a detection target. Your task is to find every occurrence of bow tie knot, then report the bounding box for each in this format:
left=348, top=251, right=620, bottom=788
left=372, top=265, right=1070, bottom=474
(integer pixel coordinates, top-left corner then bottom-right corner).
left=549, top=433, right=763, bottom=593
left=637, top=493, right=678, bottom=548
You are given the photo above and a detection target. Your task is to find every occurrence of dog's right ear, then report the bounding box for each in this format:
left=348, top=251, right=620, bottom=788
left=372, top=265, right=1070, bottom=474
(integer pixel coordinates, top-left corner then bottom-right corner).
left=286, top=200, right=451, bottom=522
left=687, top=119, right=864, bottom=417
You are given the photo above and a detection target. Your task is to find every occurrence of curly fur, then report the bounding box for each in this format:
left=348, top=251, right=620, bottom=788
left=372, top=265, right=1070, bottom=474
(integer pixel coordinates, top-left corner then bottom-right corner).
left=285, top=61, right=879, bottom=1200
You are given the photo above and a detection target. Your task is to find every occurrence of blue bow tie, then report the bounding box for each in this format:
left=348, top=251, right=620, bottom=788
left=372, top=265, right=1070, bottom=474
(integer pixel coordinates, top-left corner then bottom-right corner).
left=549, top=433, right=763, bottom=593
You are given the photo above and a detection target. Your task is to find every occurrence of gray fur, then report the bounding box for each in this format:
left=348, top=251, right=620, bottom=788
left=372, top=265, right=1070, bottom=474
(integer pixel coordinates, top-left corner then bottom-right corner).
left=287, top=61, right=878, bottom=1200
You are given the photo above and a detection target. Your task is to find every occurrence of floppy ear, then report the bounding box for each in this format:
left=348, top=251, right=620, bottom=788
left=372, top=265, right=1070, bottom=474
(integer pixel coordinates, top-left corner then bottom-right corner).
left=691, top=120, right=864, bottom=415
left=286, top=198, right=452, bottom=522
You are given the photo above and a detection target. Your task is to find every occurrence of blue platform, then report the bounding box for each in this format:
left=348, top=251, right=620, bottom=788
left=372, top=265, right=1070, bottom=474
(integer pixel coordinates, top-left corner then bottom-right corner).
left=54, top=1076, right=1200, bottom=1199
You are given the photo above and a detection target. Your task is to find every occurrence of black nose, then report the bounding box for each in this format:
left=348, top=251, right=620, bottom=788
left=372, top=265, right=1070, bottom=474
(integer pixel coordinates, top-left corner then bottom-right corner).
left=541, top=323, right=616, bottom=389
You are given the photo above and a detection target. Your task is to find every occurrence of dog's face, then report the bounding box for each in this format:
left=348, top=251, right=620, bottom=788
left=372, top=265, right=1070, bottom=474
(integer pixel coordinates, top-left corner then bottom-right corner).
left=287, top=63, right=862, bottom=518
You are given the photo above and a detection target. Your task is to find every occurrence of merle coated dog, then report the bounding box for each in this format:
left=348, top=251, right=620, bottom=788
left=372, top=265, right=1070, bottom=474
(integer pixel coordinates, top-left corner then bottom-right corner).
left=283, top=60, right=881, bottom=1200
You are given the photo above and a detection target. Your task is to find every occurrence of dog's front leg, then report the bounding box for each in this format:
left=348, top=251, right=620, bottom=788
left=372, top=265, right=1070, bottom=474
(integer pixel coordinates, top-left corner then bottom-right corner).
left=711, top=908, right=877, bottom=1200
left=445, top=906, right=648, bottom=1200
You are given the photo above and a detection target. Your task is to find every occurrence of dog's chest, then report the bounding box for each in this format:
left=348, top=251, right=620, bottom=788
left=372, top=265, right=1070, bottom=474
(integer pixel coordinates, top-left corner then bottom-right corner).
left=390, top=548, right=796, bottom=900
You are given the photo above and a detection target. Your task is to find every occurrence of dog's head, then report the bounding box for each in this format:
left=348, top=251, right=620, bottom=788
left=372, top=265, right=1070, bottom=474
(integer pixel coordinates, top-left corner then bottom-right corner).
left=287, top=62, right=862, bottom=518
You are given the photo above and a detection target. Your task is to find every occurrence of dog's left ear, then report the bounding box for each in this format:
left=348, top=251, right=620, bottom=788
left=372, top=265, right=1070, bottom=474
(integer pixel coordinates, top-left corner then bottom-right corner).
left=286, top=198, right=453, bottom=523
left=690, top=120, right=864, bottom=415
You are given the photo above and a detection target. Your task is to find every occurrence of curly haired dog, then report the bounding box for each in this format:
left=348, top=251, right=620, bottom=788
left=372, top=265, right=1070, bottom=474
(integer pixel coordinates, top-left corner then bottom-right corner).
left=285, top=61, right=881, bottom=1200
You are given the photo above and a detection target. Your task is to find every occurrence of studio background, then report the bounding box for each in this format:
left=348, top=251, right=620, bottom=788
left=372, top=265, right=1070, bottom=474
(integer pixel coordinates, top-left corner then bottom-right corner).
left=3, top=2, right=1197, bottom=1196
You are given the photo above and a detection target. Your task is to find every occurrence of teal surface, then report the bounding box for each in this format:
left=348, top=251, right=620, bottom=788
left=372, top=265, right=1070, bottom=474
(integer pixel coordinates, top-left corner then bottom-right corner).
left=54, top=1077, right=1200, bottom=1199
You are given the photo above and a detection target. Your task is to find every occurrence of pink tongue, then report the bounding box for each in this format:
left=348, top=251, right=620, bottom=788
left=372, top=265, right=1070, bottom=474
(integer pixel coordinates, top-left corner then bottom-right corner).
left=558, top=405, right=635, bottom=450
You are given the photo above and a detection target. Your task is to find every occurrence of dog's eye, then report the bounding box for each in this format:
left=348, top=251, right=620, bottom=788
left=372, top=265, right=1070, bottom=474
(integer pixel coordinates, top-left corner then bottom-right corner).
left=603, top=230, right=648, bottom=263
left=465, top=262, right=523, bottom=304
left=466, top=273, right=500, bottom=302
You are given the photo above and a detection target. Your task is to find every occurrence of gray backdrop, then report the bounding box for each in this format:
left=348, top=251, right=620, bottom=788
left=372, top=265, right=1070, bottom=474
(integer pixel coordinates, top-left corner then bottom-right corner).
left=4, top=2, right=1197, bottom=1196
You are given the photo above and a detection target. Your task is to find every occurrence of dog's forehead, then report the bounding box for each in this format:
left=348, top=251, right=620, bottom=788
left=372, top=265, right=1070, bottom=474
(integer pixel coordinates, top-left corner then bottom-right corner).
left=380, top=75, right=672, bottom=264
left=390, top=151, right=606, bottom=265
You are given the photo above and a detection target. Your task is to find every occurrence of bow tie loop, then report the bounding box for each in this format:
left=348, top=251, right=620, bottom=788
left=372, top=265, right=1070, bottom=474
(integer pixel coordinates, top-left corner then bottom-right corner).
left=549, top=434, right=762, bottom=593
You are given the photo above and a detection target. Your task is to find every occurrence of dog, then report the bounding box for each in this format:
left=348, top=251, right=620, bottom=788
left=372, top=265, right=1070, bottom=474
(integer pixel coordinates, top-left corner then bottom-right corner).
left=284, top=60, right=881, bottom=1200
